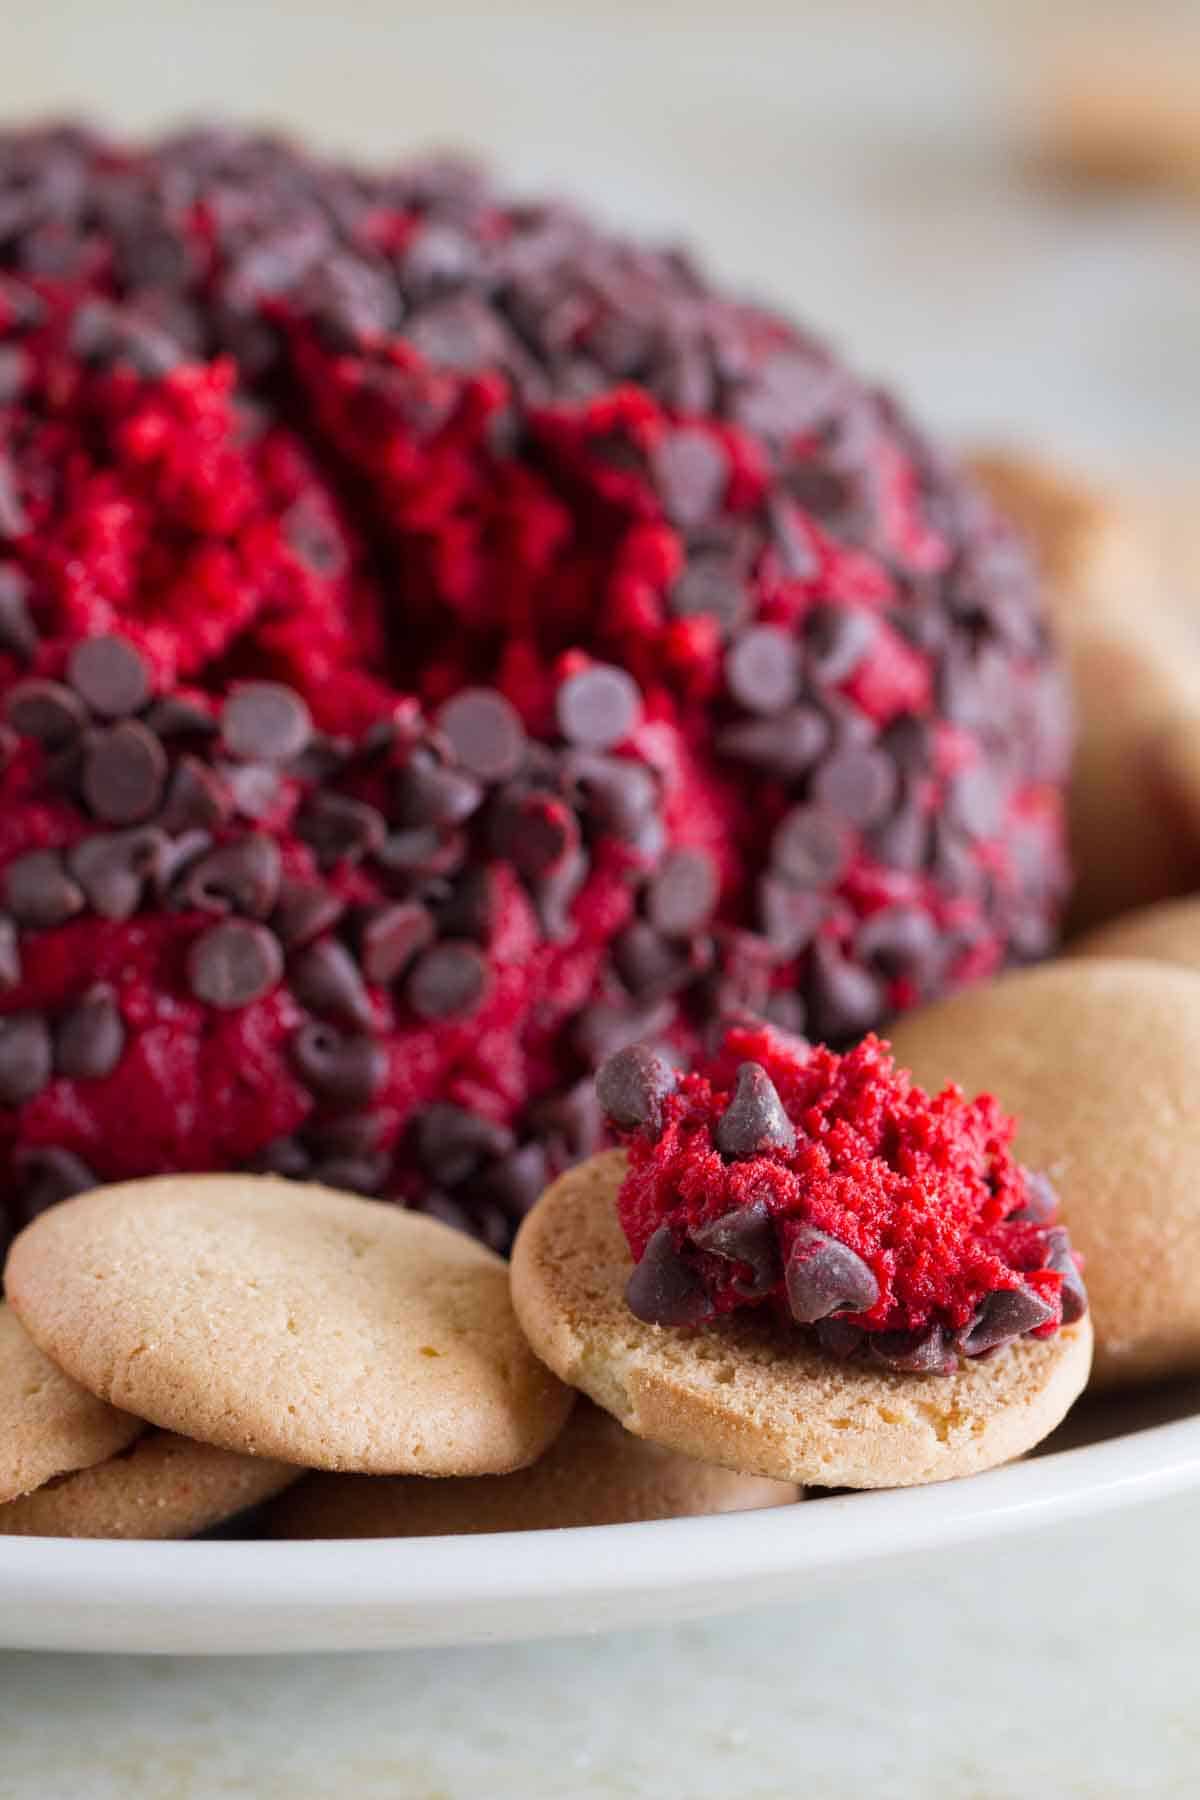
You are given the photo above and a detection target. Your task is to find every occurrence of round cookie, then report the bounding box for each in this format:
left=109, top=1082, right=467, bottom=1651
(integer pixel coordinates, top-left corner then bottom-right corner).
left=5, top=1175, right=573, bottom=1475
left=510, top=1152, right=1091, bottom=1489
left=0, top=1433, right=299, bottom=1539
left=889, top=958, right=1200, bottom=1389
left=269, top=1401, right=798, bottom=1539
left=1072, top=894, right=1200, bottom=974
left=0, top=1303, right=142, bottom=1504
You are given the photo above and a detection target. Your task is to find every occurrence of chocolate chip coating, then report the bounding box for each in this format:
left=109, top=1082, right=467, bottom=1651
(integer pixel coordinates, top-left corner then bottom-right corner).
left=784, top=1224, right=879, bottom=1323
left=715, top=1061, right=796, bottom=1159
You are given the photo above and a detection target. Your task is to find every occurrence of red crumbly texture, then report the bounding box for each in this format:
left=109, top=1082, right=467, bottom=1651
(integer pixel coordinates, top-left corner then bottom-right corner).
left=617, top=1024, right=1068, bottom=1338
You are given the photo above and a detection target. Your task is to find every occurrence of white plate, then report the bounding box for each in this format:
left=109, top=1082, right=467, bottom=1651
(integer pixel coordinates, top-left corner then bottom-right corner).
left=1, top=1382, right=1197, bottom=1654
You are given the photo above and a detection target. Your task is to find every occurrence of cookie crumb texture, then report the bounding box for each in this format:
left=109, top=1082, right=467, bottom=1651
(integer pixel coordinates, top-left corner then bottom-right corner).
left=601, top=1025, right=1085, bottom=1370
left=0, top=126, right=1069, bottom=1254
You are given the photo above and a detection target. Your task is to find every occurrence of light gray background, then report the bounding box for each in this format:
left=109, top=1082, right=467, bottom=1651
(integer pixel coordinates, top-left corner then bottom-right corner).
left=0, top=1, right=1198, bottom=1793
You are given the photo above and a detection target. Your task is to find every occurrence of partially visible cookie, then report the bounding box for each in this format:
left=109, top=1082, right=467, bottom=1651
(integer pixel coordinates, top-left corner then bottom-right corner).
left=0, top=1303, right=142, bottom=1504
left=510, top=1153, right=1092, bottom=1490
left=1037, top=45, right=1200, bottom=196
left=5, top=1175, right=573, bottom=1476
left=0, top=1432, right=299, bottom=1539
left=890, top=958, right=1200, bottom=1389
left=972, top=450, right=1200, bottom=929
left=269, top=1401, right=799, bottom=1539
left=1072, top=894, right=1200, bottom=974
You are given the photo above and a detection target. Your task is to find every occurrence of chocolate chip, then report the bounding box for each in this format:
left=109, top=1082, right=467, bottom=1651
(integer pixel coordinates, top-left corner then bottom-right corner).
left=1011, top=1170, right=1058, bottom=1226
left=306, top=1111, right=389, bottom=1159
left=3, top=848, right=84, bottom=928
left=247, top=1136, right=312, bottom=1180
left=405, top=940, right=490, bottom=1022
left=759, top=877, right=824, bottom=957
left=645, top=847, right=719, bottom=938
left=0, top=1011, right=52, bottom=1104
left=669, top=555, right=751, bottom=634
left=771, top=807, right=850, bottom=888
left=764, top=991, right=808, bottom=1036
left=15, top=1145, right=96, bottom=1218
left=54, top=984, right=124, bottom=1080
left=784, top=1224, right=879, bottom=1323
left=492, top=791, right=579, bottom=879
left=82, top=721, right=167, bottom=825
left=866, top=793, right=929, bottom=873
left=725, top=626, right=799, bottom=716
left=359, top=901, right=434, bottom=984
left=1043, top=1225, right=1088, bottom=1325
left=814, top=1318, right=866, bottom=1360
left=717, top=705, right=830, bottom=778
left=220, top=682, right=312, bottom=764
left=651, top=428, right=727, bottom=527
left=314, top=1153, right=388, bottom=1196
left=176, top=834, right=282, bottom=918
left=880, top=714, right=932, bottom=775
left=4, top=679, right=87, bottom=747
left=412, top=1102, right=514, bottom=1187
left=143, top=695, right=217, bottom=739
left=715, top=1060, right=796, bottom=1159
left=556, top=664, right=641, bottom=750
left=159, top=756, right=231, bottom=833
left=296, top=792, right=387, bottom=866
left=272, top=880, right=344, bottom=951
left=67, top=827, right=164, bottom=920
left=0, top=454, right=29, bottom=540
left=946, top=763, right=1005, bottom=841
left=856, top=906, right=939, bottom=981
left=811, top=746, right=897, bottom=828
left=692, top=1201, right=782, bottom=1297
left=805, top=939, right=885, bottom=1043
left=0, top=915, right=19, bottom=991
left=187, top=919, right=284, bottom=1009
left=375, top=826, right=462, bottom=879
left=595, top=1043, right=677, bottom=1135
left=565, top=752, right=659, bottom=843
left=625, top=1224, right=711, bottom=1327
left=290, top=938, right=373, bottom=1031
left=613, top=922, right=693, bottom=1001
left=289, top=1022, right=387, bottom=1107
left=870, top=1326, right=955, bottom=1375
left=393, top=747, right=483, bottom=830
left=480, top=1142, right=549, bottom=1219
left=218, top=760, right=283, bottom=822
left=958, top=1285, right=1056, bottom=1356
left=66, top=635, right=151, bottom=718
left=805, top=604, right=875, bottom=683
left=531, top=1076, right=608, bottom=1164
left=437, top=688, right=525, bottom=783
left=0, top=566, right=37, bottom=662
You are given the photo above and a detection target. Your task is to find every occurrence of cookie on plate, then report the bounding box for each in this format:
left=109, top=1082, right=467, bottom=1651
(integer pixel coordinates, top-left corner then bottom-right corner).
left=0, top=1432, right=299, bottom=1539
left=0, top=1302, right=142, bottom=1504
left=890, top=958, right=1200, bottom=1389
left=511, top=1152, right=1091, bottom=1490
left=5, top=1174, right=573, bottom=1476
left=269, top=1400, right=799, bottom=1539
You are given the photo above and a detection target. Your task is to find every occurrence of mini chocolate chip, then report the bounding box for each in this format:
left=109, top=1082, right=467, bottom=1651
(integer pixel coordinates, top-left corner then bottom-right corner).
left=574, top=997, right=676, bottom=1069
left=1010, top=1170, right=1058, bottom=1226
left=66, top=635, right=151, bottom=719
left=177, top=834, right=282, bottom=918
left=272, top=880, right=344, bottom=950
left=82, top=721, right=167, bottom=825
left=149, top=830, right=212, bottom=903
left=870, top=1326, right=955, bottom=1375
left=811, top=746, right=897, bottom=828
left=717, top=705, right=830, bottom=778
left=759, top=877, right=824, bottom=957
left=0, top=566, right=37, bottom=662
left=159, top=756, right=231, bottom=833
left=625, top=1223, right=710, bottom=1327
left=492, top=790, right=579, bottom=879
left=0, top=1011, right=52, bottom=1105
left=645, top=848, right=719, bottom=939
left=725, top=626, right=799, bottom=716
left=595, top=1043, right=677, bottom=1135
left=405, top=940, right=490, bottom=1022
left=958, top=1285, right=1056, bottom=1357
left=785, top=1224, right=879, bottom=1323
left=412, top=1102, right=514, bottom=1187
left=814, top=1318, right=866, bottom=1360
left=247, top=1136, right=312, bottom=1179
left=692, top=1201, right=782, bottom=1298
left=15, top=1145, right=97, bottom=1218
left=531, top=845, right=590, bottom=942
left=54, top=984, right=124, bottom=1080
left=764, top=991, right=808, bottom=1036
left=393, top=748, right=482, bottom=831
left=715, top=1060, right=796, bottom=1159
left=867, top=793, right=929, bottom=873
left=289, top=1022, right=387, bottom=1107
left=1043, top=1225, right=1088, bottom=1324
left=142, top=695, right=217, bottom=739
left=431, top=866, right=497, bottom=944
left=437, top=688, right=526, bottom=783
left=375, top=826, right=463, bottom=878
left=305, top=1112, right=389, bottom=1159
left=67, top=827, right=164, bottom=920
left=480, top=1142, right=549, bottom=1218
left=0, top=455, right=29, bottom=540
left=947, top=763, right=1005, bottom=841
left=414, top=1189, right=476, bottom=1238
left=556, top=664, right=641, bottom=750
left=360, top=901, right=435, bottom=984
left=613, top=921, right=693, bottom=1001
left=290, top=939, right=374, bottom=1031
left=218, top=760, right=283, bottom=821
left=3, top=848, right=85, bottom=928
left=296, top=792, right=387, bottom=866
left=669, top=555, right=751, bottom=634
left=531, top=1076, right=608, bottom=1164
left=565, top=752, right=659, bottom=843
left=187, top=919, right=284, bottom=1009
left=221, top=682, right=312, bottom=764
left=771, top=807, right=850, bottom=889
left=805, top=939, right=885, bottom=1043
left=0, top=915, right=19, bottom=991
left=314, top=1154, right=388, bottom=1196
left=287, top=731, right=353, bottom=786
left=651, top=427, right=727, bottom=527
left=856, top=906, right=939, bottom=981
left=806, top=604, right=876, bottom=682
left=4, top=679, right=87, bottom=747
